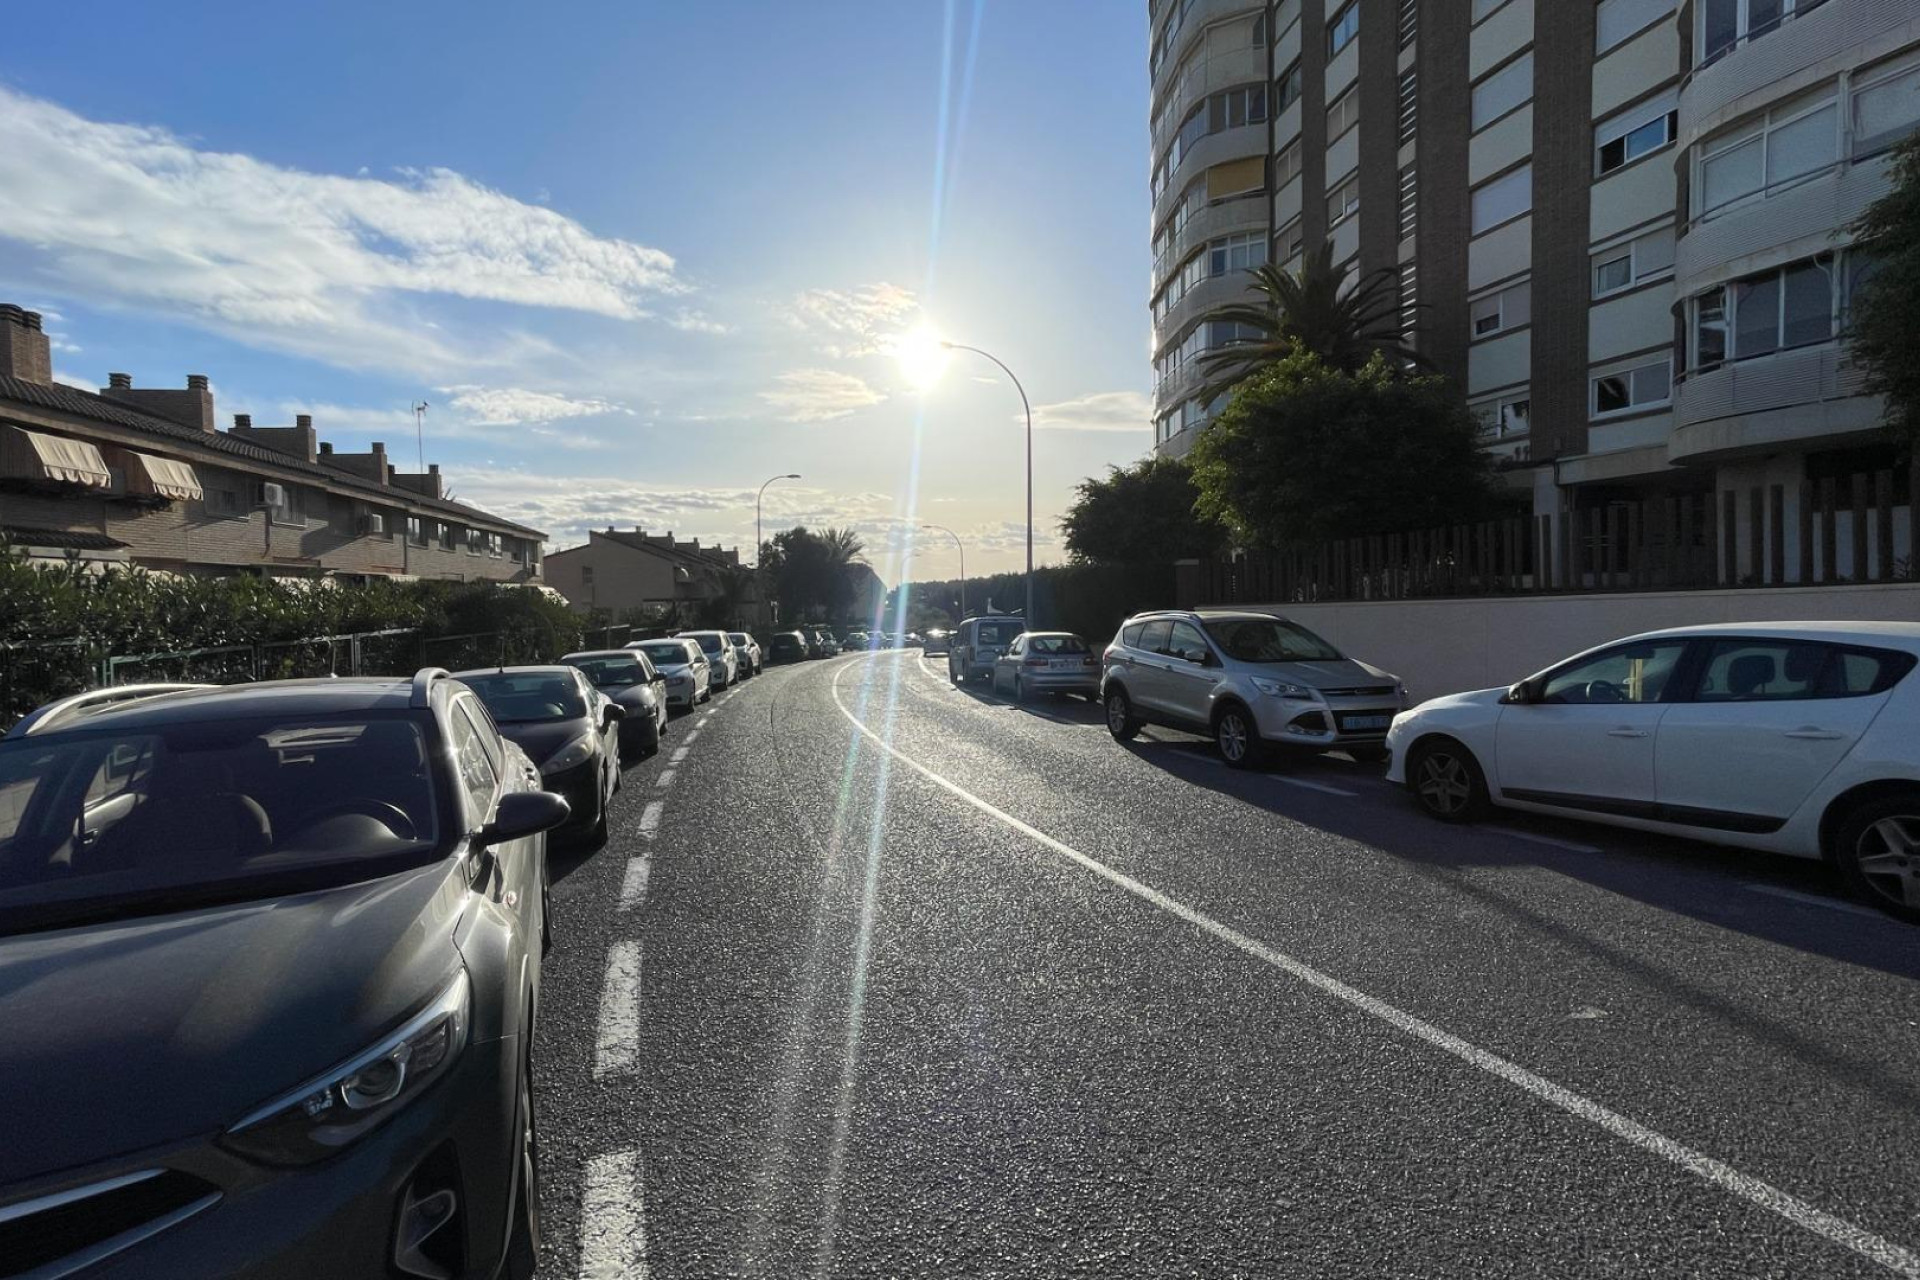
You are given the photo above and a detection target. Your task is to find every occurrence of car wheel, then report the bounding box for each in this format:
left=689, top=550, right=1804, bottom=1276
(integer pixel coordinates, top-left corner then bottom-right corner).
left=1406, top=737, right=1490, bottom=823
left=1348, top=746, right=1391, bottom=765
left=1104, top=687, right=1141, bottom=741
left=1833, top=793, right=1920, bottom=923
left=949, top=658, right=961, bottom=686
left=1214, top=704, right=1265, bottom=769
left=587, top=792, right=610, bottom=849
left=504, top=1035, right=541, bottom=1280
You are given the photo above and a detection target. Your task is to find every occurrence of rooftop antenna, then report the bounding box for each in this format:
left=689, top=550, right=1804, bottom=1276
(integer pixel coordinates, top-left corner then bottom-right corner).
left=411, top=401, right=429, bottom=472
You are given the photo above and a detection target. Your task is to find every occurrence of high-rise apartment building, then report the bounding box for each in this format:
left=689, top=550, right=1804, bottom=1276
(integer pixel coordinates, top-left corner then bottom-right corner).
left=1149, top=0, right=1920, bottom=552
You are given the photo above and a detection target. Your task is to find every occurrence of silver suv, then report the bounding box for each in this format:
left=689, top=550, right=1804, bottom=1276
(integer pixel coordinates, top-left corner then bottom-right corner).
left=1101, top=609, right=1408, bottom=768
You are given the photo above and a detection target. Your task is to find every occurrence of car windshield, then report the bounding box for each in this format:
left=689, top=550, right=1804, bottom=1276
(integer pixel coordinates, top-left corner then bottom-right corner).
left=1027, top=635, right=1090, bottom=655
left=0, top=714, right=442, bottom=933
left=569, top=656, right=644, bottom=688
left=975, top=621, right=1020, bottom=646
left=639, top=643, right=691, bottom=668
left=459, top=673, right=588, bottom=723
left=728, top=634, right=749, bottom=645
left=1204, top=618, right=1343, bottom=663
left=692, top=634, right=724, bottom=653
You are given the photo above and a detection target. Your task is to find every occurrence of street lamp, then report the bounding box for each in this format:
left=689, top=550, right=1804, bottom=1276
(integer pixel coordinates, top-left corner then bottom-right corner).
left=756, top=473, right=800, bottom=626
left=936, top=341, right=1035, bottom=627
left=922, top=523, right=967, bottom=622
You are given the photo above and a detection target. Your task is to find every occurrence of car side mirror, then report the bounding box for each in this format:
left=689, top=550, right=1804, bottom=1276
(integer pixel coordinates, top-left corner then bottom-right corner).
left=1181, top=648, right=1210, bottom=665
left=475, top=790, right=569, bottom=849
left=1504, top=680, right=1534, bottom=705
left=605, top=703, right=627, bottom=722
left=652, top=672, right=666, bottom=684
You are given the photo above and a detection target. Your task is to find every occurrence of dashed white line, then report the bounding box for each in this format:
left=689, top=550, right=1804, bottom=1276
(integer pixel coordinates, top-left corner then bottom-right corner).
left=655, top=768, right=676, bottom=789
left=592, top=941, right=641, bottom=1079
left=578, top=1147, right=649, bottom=1280
left=1273, top=775, right=1359, bottom=797
left=618, top=856, right=651, bottom=911
left=1487, top=827, right=1604, bottom=854
left=1744, top=884, right=1886, bottom=919
left=827, top=663, right=1920, bottom=1279
left=684, top=730, right=701, bottom=744
left=670, top=747, right=690, bottom=764
left=637, top=800, right=664, bottom=838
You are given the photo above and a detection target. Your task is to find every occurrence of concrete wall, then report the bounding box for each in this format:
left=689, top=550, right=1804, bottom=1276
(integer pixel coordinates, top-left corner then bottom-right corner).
left=1246, top=583, right=1920, bottom=700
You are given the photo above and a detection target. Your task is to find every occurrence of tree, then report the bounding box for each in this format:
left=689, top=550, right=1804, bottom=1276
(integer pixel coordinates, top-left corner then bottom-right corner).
left=1198, top=242, right=1424, bottom=395
left=696, top=564, right=758, bottom=629
left=1188, top=349, right=1500, bottom=549
left=1060, top=456, right=1225, bottom=564
left=760, top=526, right=868, bottom=622
left=1848, top=134, right=1920, bottom=450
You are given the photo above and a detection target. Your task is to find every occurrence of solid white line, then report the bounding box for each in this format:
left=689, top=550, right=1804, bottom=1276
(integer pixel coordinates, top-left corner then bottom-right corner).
left=618, top=856, right=651, bottom=911
left=1745, top=884, right=1886, bottom=919
left=655, top=768, right=676, bottom=789
left=593, top=941, right=641, bottom=1079
left=1273, top=776, right=1359, bottom=797
left=826, top=664, right=1920, bottom=1278
left=578, top=1147, right=649, bottom=1280
left=637, top=801, right=664, bottom=838
left=1488, top=827, right=1604, bottom=855
left=670, top=747, right=690, bottom=764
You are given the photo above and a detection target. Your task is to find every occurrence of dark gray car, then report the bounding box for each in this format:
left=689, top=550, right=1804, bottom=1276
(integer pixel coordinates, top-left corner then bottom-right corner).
left=0, top=670, right=568, bottom=1280
left=562, top=648, right=670, bottom=759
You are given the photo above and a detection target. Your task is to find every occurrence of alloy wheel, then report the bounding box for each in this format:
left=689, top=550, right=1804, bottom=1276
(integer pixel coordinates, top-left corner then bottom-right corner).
left=1854, top=814, right=1920, bottom=910
left=1106, top=695, right=1128, bottom=733
left=1416, top=750, right=1473, bottom=817
left=1217, top=712, right=1248, bottom=763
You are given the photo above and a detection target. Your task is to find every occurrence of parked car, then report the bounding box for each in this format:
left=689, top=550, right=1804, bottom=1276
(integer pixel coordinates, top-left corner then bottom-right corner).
left=949, top=615, right=1025, bottom=684
left=1386, top=622, right=1920, bottom=921
left=0, top=670, right=568, bottom=1280
left=455, top=666, right=624, bottom=846
left=809, top=630, right=836, bottom=659
left=993, top=632, right=1102, bottom=701
left=728, top=632, right=763, bottom=677
left=1101, top=609, right=1407, bottom=769
left=845, top=630, right=870, bottom=651
left=561, top=648, right=669, bottom=759
left=923, top=628, right=951, bottom=655
left=907, top=632, right=924, bottom=647
left=631, top=638, right=711, bottom=707
left=767, top=632, right=810, bottom=664
left=680, top=630, right=739, bottom=690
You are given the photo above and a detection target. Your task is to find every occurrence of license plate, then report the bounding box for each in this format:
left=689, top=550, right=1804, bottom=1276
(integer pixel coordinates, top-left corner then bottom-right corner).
left=1341, top=714, right=1392, bottom=731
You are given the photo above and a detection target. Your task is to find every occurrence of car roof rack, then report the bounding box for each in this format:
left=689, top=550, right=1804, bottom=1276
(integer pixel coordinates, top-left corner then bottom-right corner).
left=5, top=683, right=214, bottom=740
left=410, top=667, right=452, bottom=708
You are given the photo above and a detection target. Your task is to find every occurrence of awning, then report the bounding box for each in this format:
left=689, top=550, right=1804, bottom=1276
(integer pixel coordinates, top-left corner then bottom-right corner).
left=121, top=450, right=203, bottom=501
left=0, top=426, right=112, bottom=489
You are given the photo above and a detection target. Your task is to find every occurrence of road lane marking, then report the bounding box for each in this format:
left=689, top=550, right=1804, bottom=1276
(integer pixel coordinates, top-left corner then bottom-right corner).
left=655, top=768, right=675, bottom=789
left=670, top=747, right=690, bottom=764
left=637, top=801, right=664, bottom=838
left=828, top=664, right=1920, bottom=1279
left=1273, top=776, right=1359, bottom=797
left=593, top=941, right=641, bottom=1079
left=1744, top=884, right=1886, bottom=919
left=1487, top=827, right=1604, bottom=854
left=618, top=856, right=651, bottom=911
left=684, top=730, right=701, bottom=744
left=578, top=1147, right=649, bottom=1280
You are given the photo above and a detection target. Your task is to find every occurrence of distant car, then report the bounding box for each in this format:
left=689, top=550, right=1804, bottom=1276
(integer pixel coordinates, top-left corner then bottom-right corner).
left=561, top=648, right=669, bottom=759
left=845, top=631, right=870, bottom=651
left=949, top=615, right=1025, bottom=684
left=680, top=630, right=739, bottom=691
left=1100, top=609, right=1407, bottom=769
left=923, top=629, right=951, bottom=655
left=630, top=638, right=711, bottom=708
left=728, top=632, right=763, bottom=677
left=0, top=670, right=566, bottom=1280
left=907, top=632, right=924, bottom=646
left=1386, top=622, right=1920, bottom=922
left=809, top=630, right=836, bottom=659
left=455, top=666, right=625, bottom=846
left=767, top=632, right=809, bottom=664
left=993, top=631, right=1101, bottom=701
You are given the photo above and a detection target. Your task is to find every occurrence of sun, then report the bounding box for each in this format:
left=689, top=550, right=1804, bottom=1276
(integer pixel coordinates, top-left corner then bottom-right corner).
left=889, top=326, right=952, bottom=392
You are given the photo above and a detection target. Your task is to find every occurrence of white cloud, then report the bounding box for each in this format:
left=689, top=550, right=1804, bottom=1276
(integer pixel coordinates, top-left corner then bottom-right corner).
left=759, top=368, right=885, bottom=423
left=438, top=385, right=631, bottom=426
left=1029, top=390, right=1153, bottom=433
left=784, top=282, right=919, bottom=358
left=668, top=309, right=731, bottom=335
left=0, top=86, right=684, bottom=377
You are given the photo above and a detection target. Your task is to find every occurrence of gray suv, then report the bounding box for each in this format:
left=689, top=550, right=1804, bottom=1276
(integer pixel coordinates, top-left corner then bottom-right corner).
left=1101, top=609, right=1408, bottom=768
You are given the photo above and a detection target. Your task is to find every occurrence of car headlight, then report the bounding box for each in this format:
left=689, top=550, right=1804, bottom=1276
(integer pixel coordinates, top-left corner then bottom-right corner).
left=1398, top=682, right=1412, bottom=706
left=222, top=971, right=470, bottom=1166
left=1251, top=677, right=1317, bottom=699
left=542, top=733, right=598, bottom=774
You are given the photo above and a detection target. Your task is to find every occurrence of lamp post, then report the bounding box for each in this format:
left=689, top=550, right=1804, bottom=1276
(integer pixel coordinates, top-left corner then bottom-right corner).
left=922, top=523, right=967, bottom=622
left=756, top=473, right=800, bottom=627
left=941, top=343, right=1034, bottom=626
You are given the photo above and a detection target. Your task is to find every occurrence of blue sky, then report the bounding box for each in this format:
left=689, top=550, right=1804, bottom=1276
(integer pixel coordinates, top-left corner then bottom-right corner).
left=0, top=1, right=1153, bottom=581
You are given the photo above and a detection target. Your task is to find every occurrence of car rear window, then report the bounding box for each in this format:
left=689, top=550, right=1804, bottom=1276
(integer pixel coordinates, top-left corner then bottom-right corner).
left=1028, top=635, right=1090, bottom=654
left=639, top=642, right=691, bottom=667
left=691, top=634, right=724, bottom=653
left=461, top=673, right=589, bottom=722
left=569, top=655, right=644, bottom=688
left=975, top=621, right=1019, bottom=646
left=0, top=714, right=443, bottom=932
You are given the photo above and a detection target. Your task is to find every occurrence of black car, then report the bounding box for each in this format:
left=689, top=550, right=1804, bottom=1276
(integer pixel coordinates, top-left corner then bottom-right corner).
left=455, top=666, right=623, bottom=847
left=767, top=632, right=809, bottom=664
left=0, top=670, right=567, bottom=1280
left=560, top=648, right=669, bottom=760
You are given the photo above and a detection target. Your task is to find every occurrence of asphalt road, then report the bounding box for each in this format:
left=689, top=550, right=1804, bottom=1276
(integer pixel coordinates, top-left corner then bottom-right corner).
left=531, top=649, right=1920, bottom=1279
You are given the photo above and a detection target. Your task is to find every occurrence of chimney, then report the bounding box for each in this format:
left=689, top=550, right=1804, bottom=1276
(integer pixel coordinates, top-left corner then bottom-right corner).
left=326, top=439, right=391, bottom=484
left=233, top=413, right=252, bottom=429
left=102, top=371, right=217, bottom=432
left=228, top=412, right=317, bottom=461
left=296, top=414, right=312, bottom=430
left=319, top=442, right=333, bottom=455
left=0, top=306, right=53, bottom=386
left=387, top=451, right=444, bottom=499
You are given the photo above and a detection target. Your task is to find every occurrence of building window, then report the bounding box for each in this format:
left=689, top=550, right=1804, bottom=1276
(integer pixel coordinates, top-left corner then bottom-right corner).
left=1274, top=140, right=1303, bottom=188
left=1469, top=281, right=1531, bottom=338
left=1326, top=87, right=1360, bottom=141
left=1591, top=225, right=1676, bottom=297
left=1470, top=164, right=1531, bottom=234
left=1596, top=0, right=1677, bottom=54
left=1398, top=164, right=1418, bottom=241
left=1398, top=69, right=1419, bottom=145
left=407, top=515, right=426, bottom=546
left=1161, top=83, right=1271, bottom=181
left=1209, top=232, right=1267, bottom=277
left=1275, top=61, right=1303, bottom=113
left=1695, top=88, right=1838, bottom=220
left=1596, top=94, right=1679, bottom=175
left=1471, top=53, right=1533, bottom=131
left=581, top=565, right=595, bottom=588
left=1328, top=2, right=1359, bottom=55
left=1475, top=394, right=1532, bottom=438
left=1853, top=53, right=1920, bottom=159
left=1699, top=0, right=1828, bottom=67
left=204, top=487, right=244, bottom=518
left=1471, top=0, right=1509, bottom=19
left=1399, top=261, right=1419, bottom=338
left=1327, top=175, right=1360, bottom=226
left=1399, top=0, right=1418, bottom=49
left=1690, top=254, right=1837, bottom=368
left=1252, top=11, right=1267, bottom=45
left=1591, top=358, right=1673, bottom=417
left=440, top=522, right=457, bottom=551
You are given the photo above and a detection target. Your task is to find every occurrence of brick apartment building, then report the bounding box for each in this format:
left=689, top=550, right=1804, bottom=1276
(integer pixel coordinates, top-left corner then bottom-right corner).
left=0, top=304, right=545, bottom=581
left=544, top=528, right=754, bottom=618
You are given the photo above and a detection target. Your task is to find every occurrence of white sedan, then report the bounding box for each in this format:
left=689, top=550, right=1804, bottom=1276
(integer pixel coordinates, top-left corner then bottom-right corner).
left=1385, top=621, right=1920, bottom=921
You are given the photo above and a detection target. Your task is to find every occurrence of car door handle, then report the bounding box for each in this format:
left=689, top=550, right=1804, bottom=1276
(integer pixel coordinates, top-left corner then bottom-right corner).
left=1606, top=727, right=1649, bottom=738
left=1784, top=728, right=1846, bottom=740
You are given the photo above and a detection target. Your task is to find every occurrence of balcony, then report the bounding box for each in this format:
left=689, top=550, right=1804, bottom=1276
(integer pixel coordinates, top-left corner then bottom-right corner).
left=1679, top=0, right=1920, bottom=139
left=1676, top=154, right=1892, bottom=294
left=1669, top=341, right=1881, bottom=463
left=1156, top=271, right=1263, bottom=348
left=1151, top=0, right=1270, bottom=114
left=1151, top=45, right=1270, bottom=157
left=1152, top=122, right=1270, bottom=225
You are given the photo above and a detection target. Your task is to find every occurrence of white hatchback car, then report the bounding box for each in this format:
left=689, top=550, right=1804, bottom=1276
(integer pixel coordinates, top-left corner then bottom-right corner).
left=1385, top=622, right=1920, bottom=921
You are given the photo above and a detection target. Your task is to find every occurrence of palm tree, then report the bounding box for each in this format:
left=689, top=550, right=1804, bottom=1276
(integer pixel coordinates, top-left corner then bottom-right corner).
left=698, top=564, right=758, bottom=628
left=818, top=527, right=865, bottom=623
left=1197, top=242, right=1426, bottom=395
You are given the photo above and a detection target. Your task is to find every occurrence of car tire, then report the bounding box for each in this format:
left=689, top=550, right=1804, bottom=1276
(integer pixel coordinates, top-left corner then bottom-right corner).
left=1832, top=792, right=1920, bottom=923
left=1348, top=746, right=1391, bottom=765
left=504, top=1035, right=541, bottom=1280
left=1406, top=737, right=1490, bottom=823
left=950, top=660, right=961, bottom=686
left=1104, top=687, right=1142, bottom=741
left=587, top=793, right=610, bottom=849
left=1214, top=703, right=1265, bottom=769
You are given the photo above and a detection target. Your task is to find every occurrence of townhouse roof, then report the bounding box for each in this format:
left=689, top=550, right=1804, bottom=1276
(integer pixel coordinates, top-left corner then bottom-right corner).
left=0, top=375, right=546, bottom=540
left=566, top=527, right=740, bottom=568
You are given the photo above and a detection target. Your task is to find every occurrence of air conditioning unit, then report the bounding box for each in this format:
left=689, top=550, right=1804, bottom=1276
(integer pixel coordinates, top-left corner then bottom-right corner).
left=359, top=513, right=387, bottom=535
left=259, top=482, right=287, bottom=508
